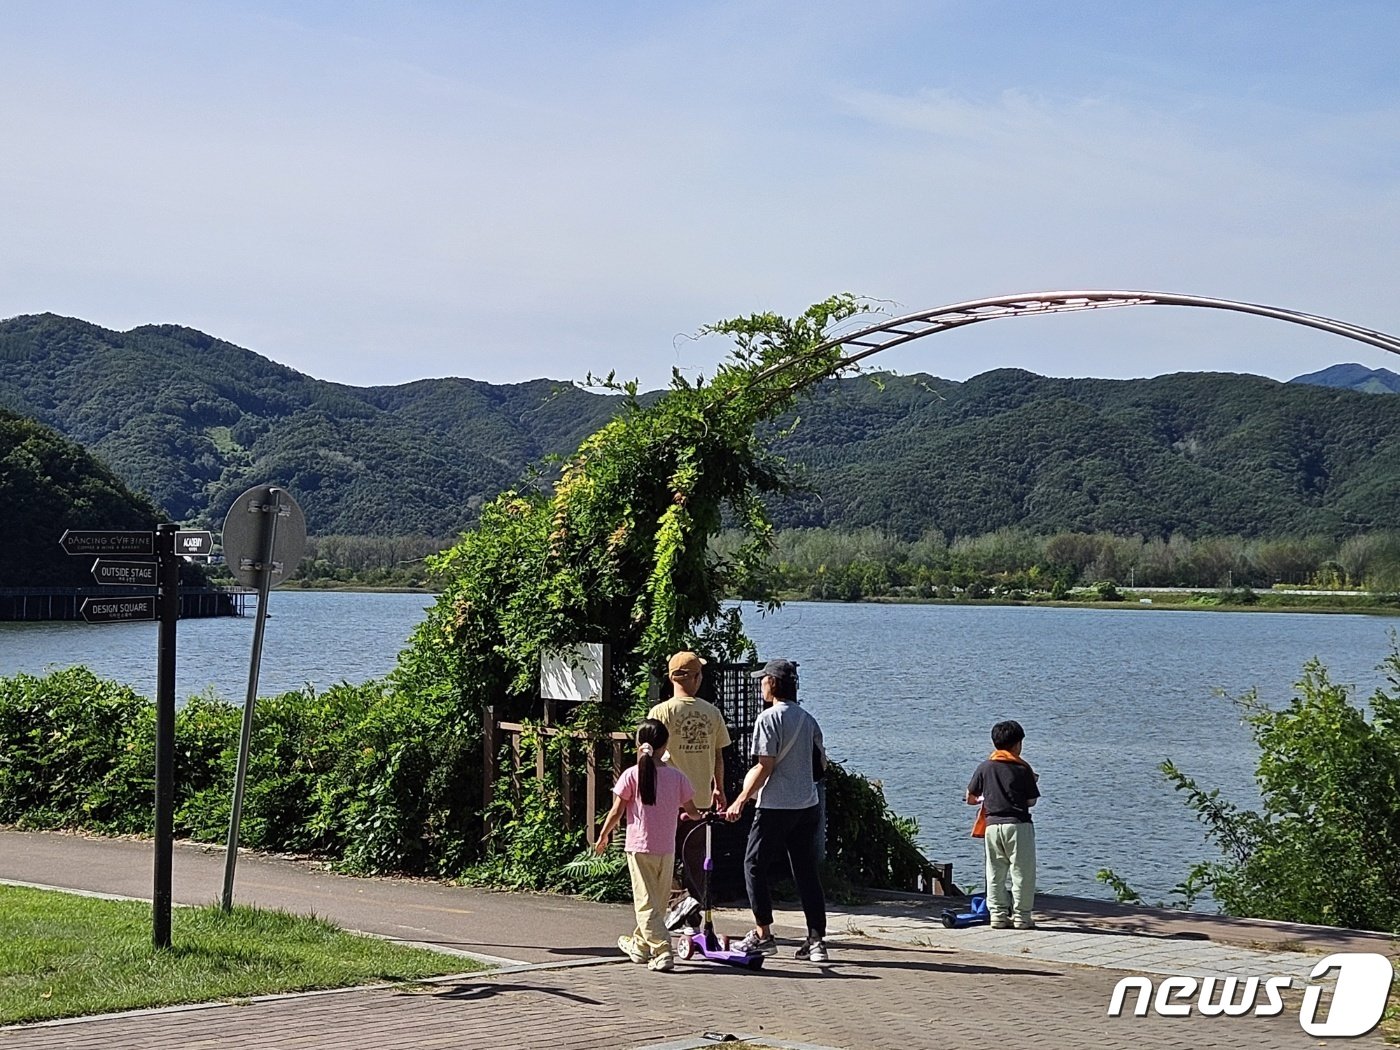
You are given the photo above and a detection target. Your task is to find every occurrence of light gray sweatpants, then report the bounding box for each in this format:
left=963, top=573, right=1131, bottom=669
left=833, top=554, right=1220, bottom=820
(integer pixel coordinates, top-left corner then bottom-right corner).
left=984, top=821, right=1036, bottom=926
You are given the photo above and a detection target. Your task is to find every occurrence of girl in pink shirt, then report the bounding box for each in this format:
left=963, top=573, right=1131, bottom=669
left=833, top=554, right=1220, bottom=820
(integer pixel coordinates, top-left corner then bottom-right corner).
left=594, top=718, right=698, bottom=971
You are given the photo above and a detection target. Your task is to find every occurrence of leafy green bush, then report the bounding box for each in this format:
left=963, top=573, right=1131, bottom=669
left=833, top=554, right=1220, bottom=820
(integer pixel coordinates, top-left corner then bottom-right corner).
left=821, top=763, right=929, bottom=891
left=1094, top=580, right=1123, bottom=601
left=0, top=668, right=153, bottom=832
left=0, top=670, right=479, bottom=876
left=1160, top=644, right=1400, bottom=933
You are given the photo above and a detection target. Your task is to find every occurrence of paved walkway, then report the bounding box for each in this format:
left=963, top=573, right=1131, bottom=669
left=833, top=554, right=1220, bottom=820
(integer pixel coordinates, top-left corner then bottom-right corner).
left=0, top=830, right=1395, bottom=1049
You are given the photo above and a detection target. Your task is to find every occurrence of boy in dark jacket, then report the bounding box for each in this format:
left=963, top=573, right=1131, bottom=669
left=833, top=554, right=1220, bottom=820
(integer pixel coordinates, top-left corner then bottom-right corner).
left=966, top=720, right=1040, bottom=929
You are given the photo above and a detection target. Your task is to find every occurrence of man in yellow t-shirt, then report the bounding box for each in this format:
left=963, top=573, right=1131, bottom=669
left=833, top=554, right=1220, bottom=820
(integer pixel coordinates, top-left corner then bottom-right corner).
left=648, top=651, right=732, bottom=905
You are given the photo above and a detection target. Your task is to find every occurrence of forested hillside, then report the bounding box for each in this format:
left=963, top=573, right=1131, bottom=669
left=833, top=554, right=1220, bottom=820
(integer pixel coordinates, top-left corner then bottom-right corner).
left=770, top=369, right=1400, bottom=538
left=3, top=312, right=1400, bottom=540
left=0, top=314, right=619, bottom=533
left=0, top=408, right=163, bottom=586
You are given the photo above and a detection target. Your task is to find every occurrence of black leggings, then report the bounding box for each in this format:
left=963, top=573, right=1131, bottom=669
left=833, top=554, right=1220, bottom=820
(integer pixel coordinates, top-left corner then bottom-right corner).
left=743, top=804, right=826, bottom=940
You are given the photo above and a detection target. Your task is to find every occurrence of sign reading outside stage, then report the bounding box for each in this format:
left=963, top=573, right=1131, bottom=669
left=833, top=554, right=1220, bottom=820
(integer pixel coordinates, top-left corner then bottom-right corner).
left=91, top=559, right=159, bottom=588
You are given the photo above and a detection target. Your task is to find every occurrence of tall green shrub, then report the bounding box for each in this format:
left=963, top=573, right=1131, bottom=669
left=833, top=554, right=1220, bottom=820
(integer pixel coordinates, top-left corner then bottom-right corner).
left=1161, top=643, right=1400, bottom=933
left=0, top=668, right=153, bottom=832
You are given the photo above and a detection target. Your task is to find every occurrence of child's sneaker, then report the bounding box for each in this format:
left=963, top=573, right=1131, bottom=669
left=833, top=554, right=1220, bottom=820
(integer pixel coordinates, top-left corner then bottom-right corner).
left=735, top=929, right=778, bottom=956
left=796, top=938, right=829, bottom=962
left=617, top=934, right=649, bottom=963
left=663, top=894, right=703, bottom=933
left=647, top=951, right=675, bottom=972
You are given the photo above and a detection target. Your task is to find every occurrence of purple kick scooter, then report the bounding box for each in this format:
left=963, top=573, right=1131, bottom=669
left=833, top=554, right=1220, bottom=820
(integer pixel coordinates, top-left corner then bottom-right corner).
left=664, top=812, right=766, bottom=970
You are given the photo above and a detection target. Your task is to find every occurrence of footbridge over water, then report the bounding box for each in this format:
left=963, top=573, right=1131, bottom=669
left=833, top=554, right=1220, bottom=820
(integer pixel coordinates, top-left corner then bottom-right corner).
left=757, top=290, right=1400, bottom=382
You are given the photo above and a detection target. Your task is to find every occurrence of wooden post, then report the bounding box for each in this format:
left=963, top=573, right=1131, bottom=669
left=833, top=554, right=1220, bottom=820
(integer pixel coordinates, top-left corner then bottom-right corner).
left=482, top=706, right=497, bottom=840
left=510, top=732, right=522, bottom=803
left=561, top=732, right=573, bottom=829
left=585, top=740, right=598, bottom=846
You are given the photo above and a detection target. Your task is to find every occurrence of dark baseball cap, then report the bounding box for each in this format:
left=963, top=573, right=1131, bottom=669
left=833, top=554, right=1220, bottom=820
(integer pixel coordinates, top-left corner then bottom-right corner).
left=751, top=658, right=798, bottom=682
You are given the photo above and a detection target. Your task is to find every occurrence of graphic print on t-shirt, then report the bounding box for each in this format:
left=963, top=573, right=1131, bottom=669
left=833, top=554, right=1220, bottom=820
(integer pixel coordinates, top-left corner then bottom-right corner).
left=673, top=708, right=713, bottom=754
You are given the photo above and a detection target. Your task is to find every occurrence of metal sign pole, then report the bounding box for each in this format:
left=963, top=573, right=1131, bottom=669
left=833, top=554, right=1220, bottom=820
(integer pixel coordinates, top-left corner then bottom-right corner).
left=221, top=489, right=283, bottom=911
left=153, top=524, right=179, bottom=949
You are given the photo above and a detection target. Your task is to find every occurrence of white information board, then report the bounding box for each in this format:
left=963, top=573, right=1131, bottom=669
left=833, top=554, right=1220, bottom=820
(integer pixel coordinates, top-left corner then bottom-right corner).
left=539, top=643, right=608, bottom=702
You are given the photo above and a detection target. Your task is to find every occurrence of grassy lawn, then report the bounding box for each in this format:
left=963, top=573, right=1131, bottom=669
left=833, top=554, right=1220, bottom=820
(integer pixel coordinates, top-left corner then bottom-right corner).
left=0, top=884, right=481, bottom=1025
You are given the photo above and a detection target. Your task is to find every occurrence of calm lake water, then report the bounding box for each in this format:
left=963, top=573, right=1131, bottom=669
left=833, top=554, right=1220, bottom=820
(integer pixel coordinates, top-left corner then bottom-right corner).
left=2, top=594, right=1395, bottom=904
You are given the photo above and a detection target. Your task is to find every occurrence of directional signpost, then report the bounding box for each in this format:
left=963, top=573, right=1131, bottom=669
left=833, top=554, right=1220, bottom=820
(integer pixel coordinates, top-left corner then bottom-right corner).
left=59, top=529, right=154, bottom=557
left=91, top=559, right=160, bottom=589
left=59, top=523, right=210, bottom=949
left=219, top=485, right=306, bottom=911
left=81, top=594, right=157, bottom=622
left=175, top=530, right=213, bottom=558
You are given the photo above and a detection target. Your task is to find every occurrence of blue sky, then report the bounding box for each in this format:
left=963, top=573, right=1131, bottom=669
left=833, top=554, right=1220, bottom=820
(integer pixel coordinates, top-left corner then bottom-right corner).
left=2, top=1, right=1398, bottom=389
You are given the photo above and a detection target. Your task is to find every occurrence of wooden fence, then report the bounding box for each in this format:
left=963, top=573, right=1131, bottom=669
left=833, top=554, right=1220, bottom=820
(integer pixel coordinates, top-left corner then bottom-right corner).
left=481, top=704, right=633, bottom=845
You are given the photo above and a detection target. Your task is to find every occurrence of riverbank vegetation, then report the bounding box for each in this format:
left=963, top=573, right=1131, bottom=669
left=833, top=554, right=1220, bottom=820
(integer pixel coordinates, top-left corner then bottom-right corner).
left=719, top=525, right=1400, bottom=601
left=1098, top=641, right=1400, bottom=935
left=0, top=883, right=468, bottom=1024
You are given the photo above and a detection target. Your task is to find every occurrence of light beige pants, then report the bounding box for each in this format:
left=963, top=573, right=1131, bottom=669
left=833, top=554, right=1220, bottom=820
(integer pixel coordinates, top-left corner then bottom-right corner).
left=627, top=851, right=674, bottom=955
left=984, top=822, right=1036, bottom=926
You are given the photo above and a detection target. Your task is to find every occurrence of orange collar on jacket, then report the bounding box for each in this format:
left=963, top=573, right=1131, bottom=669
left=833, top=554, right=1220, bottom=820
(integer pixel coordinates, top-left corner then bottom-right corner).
left=989, top=748, right=1032, bottom=773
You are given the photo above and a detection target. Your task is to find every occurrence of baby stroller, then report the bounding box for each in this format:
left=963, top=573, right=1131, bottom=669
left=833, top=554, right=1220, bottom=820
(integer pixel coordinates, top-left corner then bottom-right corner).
left=663, top=812, right=766, bottom=970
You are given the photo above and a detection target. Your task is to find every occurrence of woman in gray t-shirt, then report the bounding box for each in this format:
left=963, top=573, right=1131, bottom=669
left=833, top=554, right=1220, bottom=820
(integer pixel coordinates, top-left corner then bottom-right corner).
left=724, top=658, right=829, bottom=963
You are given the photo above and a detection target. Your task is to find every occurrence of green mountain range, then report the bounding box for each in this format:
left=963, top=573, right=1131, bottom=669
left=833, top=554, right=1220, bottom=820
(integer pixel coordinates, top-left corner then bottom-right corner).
left=3, top=313, right=1400, bottom=540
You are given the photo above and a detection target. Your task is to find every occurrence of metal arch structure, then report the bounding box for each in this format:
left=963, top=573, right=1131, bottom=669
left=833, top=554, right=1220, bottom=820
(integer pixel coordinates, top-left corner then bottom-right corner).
left=757, top=290, right=1400, bottom=385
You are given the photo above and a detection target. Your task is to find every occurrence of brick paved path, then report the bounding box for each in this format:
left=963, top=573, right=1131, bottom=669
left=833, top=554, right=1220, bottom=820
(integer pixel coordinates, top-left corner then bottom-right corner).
left=0, top=941, right=1363, bottom=1050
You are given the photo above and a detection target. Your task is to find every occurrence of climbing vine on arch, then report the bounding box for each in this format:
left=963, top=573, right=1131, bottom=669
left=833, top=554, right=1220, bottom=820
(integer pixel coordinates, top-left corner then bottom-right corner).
left=387, top=293, right=929, bottom=887
left=398, top=293, right=867, bottom=722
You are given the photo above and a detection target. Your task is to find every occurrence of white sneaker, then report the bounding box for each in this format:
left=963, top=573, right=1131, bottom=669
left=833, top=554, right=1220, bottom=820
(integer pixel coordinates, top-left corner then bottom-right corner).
left=648, top=951, right=675, bottom=972
left=796, top=939, right=829, bottom=962
left=617, top=934, right=649, bottom=963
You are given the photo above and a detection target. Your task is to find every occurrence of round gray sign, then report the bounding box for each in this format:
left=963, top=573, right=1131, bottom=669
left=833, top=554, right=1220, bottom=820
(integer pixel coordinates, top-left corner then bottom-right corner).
left=221, top=485, right=307, bottom=590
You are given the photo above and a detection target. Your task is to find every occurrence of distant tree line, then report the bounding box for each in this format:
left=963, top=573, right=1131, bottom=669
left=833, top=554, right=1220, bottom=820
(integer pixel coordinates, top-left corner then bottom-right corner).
left=202, top=533, right=454, bottom=589
left=274, top=525, right=1400, bottom=599
left=293, top=534, right=452, bottom=587
left=713, top=526, right=1400, bottom=601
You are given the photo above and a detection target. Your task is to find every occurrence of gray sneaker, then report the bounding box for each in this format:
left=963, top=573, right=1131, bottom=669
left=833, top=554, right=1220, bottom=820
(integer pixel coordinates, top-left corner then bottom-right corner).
left=735, top=929, right=778, bottom=956
left=796, top=938, right=829, bottom=962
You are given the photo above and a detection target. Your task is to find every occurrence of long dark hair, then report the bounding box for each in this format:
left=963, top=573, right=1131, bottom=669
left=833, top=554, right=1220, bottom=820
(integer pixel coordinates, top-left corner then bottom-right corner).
left=636, top=718, right=669, bottom=806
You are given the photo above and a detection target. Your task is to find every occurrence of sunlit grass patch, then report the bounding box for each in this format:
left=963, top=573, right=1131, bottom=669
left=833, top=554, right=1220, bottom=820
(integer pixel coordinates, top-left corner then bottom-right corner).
left=0, top=884, right=478, bottom=1025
